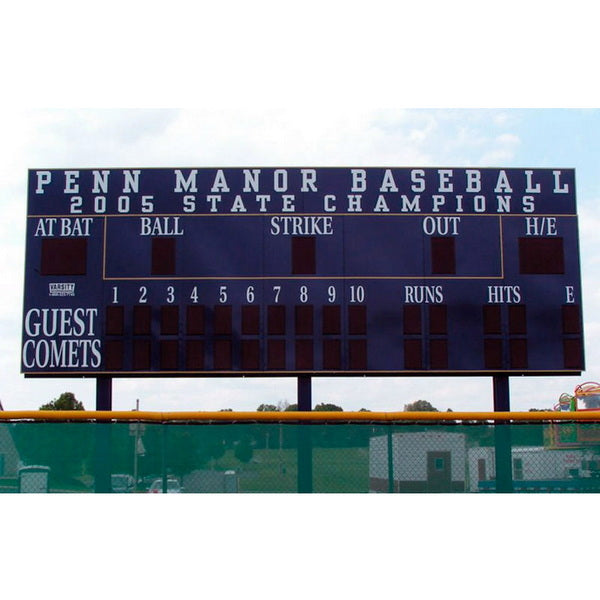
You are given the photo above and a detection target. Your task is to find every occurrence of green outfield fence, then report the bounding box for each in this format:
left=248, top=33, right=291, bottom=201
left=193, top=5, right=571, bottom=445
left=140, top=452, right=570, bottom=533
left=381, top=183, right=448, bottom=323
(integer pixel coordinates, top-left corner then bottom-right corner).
left=1, top=410, right=599, bottom=493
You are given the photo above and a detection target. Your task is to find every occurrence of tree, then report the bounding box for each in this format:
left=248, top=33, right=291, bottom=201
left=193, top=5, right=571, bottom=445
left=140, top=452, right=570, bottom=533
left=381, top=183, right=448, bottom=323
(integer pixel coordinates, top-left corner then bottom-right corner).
left=257, top=404, right=278, bottom=411
left=39, top=392, right=84, bottom=411
left=404, top=399, right=438, bottom=412
left=314, top=403, right=343, bottom=411
left=15, top=391, right=90, bottom=485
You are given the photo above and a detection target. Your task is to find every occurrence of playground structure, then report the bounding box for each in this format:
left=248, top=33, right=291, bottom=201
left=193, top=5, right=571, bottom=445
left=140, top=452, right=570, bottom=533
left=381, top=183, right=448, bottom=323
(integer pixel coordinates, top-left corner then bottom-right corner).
left=548, top=382, right=600, bottom=453
left=555, top=381, right=600, bottom=412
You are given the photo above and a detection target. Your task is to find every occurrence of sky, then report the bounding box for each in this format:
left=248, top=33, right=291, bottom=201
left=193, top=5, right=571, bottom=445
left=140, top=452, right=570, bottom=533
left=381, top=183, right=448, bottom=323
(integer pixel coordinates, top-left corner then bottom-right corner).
left=2, top=108, right=599, bottom=413
left=1, top=4, right=599, bottom=594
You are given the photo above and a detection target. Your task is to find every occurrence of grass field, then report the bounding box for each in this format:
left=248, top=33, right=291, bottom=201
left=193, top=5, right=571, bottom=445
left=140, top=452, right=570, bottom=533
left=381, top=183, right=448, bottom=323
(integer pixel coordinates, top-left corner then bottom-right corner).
left=0, top=444, right=372, bottom=494
left=215, top=446, right=370, bottom=493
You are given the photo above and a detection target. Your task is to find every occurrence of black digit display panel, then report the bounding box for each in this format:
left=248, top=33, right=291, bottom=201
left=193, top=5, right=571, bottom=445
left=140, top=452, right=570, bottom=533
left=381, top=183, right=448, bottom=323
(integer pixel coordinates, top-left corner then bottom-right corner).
left=22, top=167, right=584, bottom=376
left=40, top=238, right=87, bottom=275
left=519, top=237, right=565, bottom=274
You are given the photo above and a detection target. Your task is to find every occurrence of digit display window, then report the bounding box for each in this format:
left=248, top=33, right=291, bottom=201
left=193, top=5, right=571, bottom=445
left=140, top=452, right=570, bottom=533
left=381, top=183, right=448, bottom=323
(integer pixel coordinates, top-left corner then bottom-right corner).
left=22, top=167, right=584, bottom=376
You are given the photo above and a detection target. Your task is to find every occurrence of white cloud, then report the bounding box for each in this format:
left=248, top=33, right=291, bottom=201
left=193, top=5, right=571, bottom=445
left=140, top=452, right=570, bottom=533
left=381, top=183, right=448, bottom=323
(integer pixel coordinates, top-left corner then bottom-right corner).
left=496, top=133, right=520, bottom=146
left=477, top=132, right=521, bottom=165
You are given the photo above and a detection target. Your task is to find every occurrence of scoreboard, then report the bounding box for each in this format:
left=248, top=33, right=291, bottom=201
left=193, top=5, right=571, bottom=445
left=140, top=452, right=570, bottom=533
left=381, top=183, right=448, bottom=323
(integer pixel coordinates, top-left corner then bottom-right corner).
left=22, top=167, right=584, bottom=377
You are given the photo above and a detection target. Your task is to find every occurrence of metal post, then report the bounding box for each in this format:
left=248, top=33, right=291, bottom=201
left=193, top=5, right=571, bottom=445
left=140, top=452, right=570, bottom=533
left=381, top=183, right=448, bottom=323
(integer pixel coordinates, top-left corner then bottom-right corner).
left=387, top=428, right=394, bottom=493
left=94, top=376, right=112, bottom=493
left=493, top=375, right=510, bottom=412
left=493, top=375, right=513, bottom=493
left=297, top=375, right=312, bottom=411
left=297, top=375, right=313, bottom=493
left=96, top=375, right=113, bottom=411
left=161, top=423, right=168, bottom=494
left=133, top=399, right=140, bottom=492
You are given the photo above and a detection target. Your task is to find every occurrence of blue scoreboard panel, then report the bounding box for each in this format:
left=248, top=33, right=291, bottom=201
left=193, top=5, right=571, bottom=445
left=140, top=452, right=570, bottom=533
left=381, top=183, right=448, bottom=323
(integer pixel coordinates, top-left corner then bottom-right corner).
left=22, top=167, right=584, bottom=377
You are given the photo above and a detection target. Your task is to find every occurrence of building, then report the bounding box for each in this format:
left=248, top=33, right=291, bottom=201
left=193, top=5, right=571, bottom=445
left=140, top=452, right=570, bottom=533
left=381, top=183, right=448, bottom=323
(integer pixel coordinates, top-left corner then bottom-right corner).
left=468, top=445, right=600, bottom=492
left=369, top=429, right=600, bottom=493
left=369, top=431, right=467, bottom=492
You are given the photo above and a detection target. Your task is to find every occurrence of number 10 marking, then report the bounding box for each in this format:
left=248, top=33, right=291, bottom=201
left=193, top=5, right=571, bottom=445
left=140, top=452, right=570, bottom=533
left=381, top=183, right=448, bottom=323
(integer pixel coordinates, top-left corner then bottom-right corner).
left=350, top=285, right=365, bottom=303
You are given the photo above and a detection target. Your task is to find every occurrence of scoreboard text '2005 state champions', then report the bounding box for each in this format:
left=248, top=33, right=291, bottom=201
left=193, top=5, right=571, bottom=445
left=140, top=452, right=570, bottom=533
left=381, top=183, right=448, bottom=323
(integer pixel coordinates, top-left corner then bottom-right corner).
left=22, top=167, right=584, bottom=377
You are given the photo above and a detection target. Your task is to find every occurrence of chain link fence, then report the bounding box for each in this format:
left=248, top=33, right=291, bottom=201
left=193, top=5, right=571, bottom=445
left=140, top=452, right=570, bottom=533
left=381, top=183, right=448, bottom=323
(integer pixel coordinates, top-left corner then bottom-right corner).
left=1, top=416, right=599, bottom=492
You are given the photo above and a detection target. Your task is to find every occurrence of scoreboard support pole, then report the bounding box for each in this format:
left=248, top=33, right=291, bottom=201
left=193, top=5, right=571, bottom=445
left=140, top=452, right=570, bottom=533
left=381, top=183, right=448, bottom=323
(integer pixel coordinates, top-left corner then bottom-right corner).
left=297, top=375, right=313, bottom=493
left=94, top=376, right=113, bottom=493
left=96, top=376, right=113, bottom=410
left=493, top=375, right=510, bottom=412
left=297, top=376, right=312, bottom=411
left=493, top=375, right=513, bottom=493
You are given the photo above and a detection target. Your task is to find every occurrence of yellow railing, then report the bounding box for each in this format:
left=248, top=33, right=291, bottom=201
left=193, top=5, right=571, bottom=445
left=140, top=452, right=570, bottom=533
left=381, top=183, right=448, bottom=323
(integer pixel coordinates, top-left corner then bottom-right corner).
left=1, top=410, right=600, bottom=422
